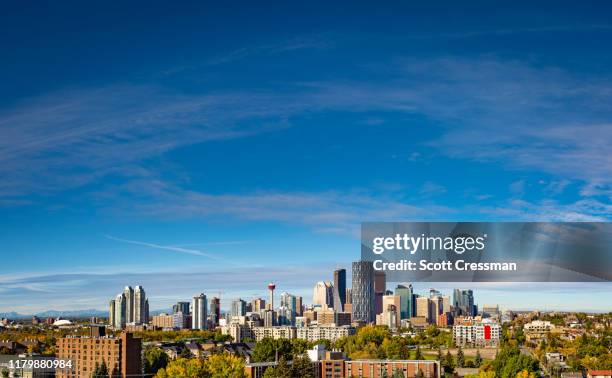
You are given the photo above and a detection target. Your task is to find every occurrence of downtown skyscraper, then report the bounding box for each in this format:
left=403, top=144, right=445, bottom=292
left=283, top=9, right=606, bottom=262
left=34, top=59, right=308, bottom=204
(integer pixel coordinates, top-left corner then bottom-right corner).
left=133, top=286, right=148, bottom=324
left=453, top=289, right=476, bottom=316
left=192, top=293, right=208, bottom=330
left=395, top=284, right=413, bottom=320
left=312, top=281, right=334, bottom=308
left=333, top=268, right=346, bottom=313
left=210, top=297, right=221, bottom=327
left=231, top=298, right=247, bottom=317
left=351, top=261, right=375, bottom=323
left=109, top=285, right=148, bottom=328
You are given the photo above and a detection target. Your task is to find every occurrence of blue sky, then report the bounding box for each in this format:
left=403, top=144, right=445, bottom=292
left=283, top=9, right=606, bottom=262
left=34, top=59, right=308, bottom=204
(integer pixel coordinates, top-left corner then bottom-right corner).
left=1, top=2, right=612, bottom=314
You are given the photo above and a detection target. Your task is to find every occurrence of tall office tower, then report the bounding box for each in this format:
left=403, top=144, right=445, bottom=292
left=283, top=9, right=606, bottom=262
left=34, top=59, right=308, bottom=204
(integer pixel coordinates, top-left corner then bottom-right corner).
left=268, top=283, right=276, bottom=310
left=453, top=289, right=460, bottom=309
left=263, top=309, right=276, bottom=327
left=231, top=298, right=247, bottom=317
left=374, top=271, right=386, bottom=293
left=416, top=296, right=432, bottom=323
left=251, top=298, right=266, bottom=312
left=351, top=261, right=375, bottom=323
left=382, top=295, right=401, bottom=327
left=280, top=292, right=297, bottom=316
left=173, top=301, right=190, bottom=315
left=374, top=271, right=386, bottom=315
left=209, top=297, right=221, bottom=326
left=108, top=299, right=116, bottom=327
left=144, top=298, right=149, bottom=323
left=431, top=296, right=443, bottom=318
left=123, top=286, right=134, bottom=323
left=441, top=296, right=451, bottom=314
left=133, top=286, right=146, bottom=324
left=333, top=269, right=347, bottom=312
left=277, top=306, right=293, bottom=326
left=395, top=284, right=413, bottom=320
left=192, top=293, right=208, bottom=330
left=295, top=296, right=303, bottom=316
left=114, top=293, right=126, bottom=329
left=345, top=288, right=352, bottom=304
left=412, top=293, right=420, bottom=317
left=453, top=289, right=475, bottom=316
left=312, top=281, right=334, bottom=308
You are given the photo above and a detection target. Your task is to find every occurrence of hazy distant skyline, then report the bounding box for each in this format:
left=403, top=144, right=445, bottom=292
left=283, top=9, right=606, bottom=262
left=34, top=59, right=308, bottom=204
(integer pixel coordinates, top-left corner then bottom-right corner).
left=1, top=2, right=612, bottom=313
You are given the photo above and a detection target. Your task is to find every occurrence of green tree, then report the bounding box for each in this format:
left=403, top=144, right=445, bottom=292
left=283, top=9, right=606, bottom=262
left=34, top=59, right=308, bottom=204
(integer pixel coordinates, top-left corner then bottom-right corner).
left=252, top=338, right=293, bottom=362
left=457, top=346, right=465, bottom=368
left=205, top=353, right=246, bottom=378
left=144, top=347, right=169, bottom=374
left=475, top=350, right=482, bottom=368
left=414, top=346, right=424, bottom=360
left=1, top=369, right=9, bottom=378
left=437, top=347, right=443, bottom=361
left=443, top=350, right=455, bottom=375
left=415, top=369, right=424, bottom=378
left=92, top=360, right=109, bottom=378
left=392, top=369, right=406, bottom=378
left=492, top=345, right=539, bottom=378
left=382, top=337, right=410, bottom=359
left=290, top=338, right=311, bottom=356
left=291, top=355, right=314, bottom=378
left=262, top=356, right=291, bottom=378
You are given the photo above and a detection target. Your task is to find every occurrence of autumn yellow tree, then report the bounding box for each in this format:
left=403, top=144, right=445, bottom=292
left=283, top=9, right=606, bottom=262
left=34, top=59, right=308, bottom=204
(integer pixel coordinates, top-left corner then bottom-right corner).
left=154, top=358, right=208, bottom=378
left=205, top=354, right=245, bottom=378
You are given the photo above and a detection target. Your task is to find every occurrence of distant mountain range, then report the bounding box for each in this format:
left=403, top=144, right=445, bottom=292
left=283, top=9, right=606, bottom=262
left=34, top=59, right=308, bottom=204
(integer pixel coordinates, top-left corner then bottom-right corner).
left=0, top=309, right=108, bottom=319
left=0, top=308, right=172, bottom=319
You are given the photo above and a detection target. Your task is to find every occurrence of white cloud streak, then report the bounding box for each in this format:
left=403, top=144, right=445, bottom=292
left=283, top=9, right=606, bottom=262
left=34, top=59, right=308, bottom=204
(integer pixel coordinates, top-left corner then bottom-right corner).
left=104, top=234, right=217, bottom=258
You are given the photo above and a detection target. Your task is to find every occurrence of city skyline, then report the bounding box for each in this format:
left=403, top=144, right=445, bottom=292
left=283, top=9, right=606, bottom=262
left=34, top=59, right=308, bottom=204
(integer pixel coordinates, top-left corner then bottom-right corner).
left=2, top=277, right=611, bottom=316
left=1, top=2, right=612, bottom=314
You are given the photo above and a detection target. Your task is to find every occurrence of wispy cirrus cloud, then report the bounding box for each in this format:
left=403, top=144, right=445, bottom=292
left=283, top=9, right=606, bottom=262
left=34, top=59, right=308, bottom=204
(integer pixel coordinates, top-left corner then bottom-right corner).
left=1, top=56, right=612, bottom=223
left=96, top=177, right=455, bottom=235
left=104, top=235, right=217, bottom=258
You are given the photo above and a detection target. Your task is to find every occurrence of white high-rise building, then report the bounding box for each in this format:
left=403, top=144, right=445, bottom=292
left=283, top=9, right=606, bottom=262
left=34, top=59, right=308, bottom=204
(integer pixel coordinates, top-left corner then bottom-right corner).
left=312, top=281, right=333, bottom=308
left=123, top=286, right=134, bottom=323
left=192, top=293, right=208, bottom=330
left=382, top=295, right=401, bottom=327
left=114, top=293, right=126, bottom=329
left=134, top=286, right=147, bottom=324
left=280, top=292, right=297, bottom=323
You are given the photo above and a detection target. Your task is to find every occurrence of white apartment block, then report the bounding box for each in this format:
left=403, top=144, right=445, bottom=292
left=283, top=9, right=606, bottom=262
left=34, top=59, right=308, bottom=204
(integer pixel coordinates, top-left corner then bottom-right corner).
left=524, top=320, right=554, bottom=332
left=453, top=320, right=500, bottom=347
left=253, top=326, right=297, bottom=341
left=296, top=325, right=356, bottom=342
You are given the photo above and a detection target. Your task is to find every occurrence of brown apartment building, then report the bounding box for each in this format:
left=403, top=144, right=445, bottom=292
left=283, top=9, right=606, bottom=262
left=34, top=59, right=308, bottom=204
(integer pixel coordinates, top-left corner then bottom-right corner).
left=56, top=328, right=142, bottom=378
left=246, top=358, right=441, bottom=378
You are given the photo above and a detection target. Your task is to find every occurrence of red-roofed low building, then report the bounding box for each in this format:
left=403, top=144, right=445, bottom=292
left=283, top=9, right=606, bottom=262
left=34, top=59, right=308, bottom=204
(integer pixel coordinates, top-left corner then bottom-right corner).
left=588, top=370, right=612, bottom=378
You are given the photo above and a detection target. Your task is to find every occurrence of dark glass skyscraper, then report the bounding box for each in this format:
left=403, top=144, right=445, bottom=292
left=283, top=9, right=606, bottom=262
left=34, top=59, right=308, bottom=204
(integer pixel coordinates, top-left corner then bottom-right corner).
left=395, top=284, right=413, bottom=320
left=173, top=301, right=190, bottom=315
left=453, top=289, right=475, bottom=316
left=351, top=261, right=375, bottom=323
left=333, top=268, right=346, bottom=312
